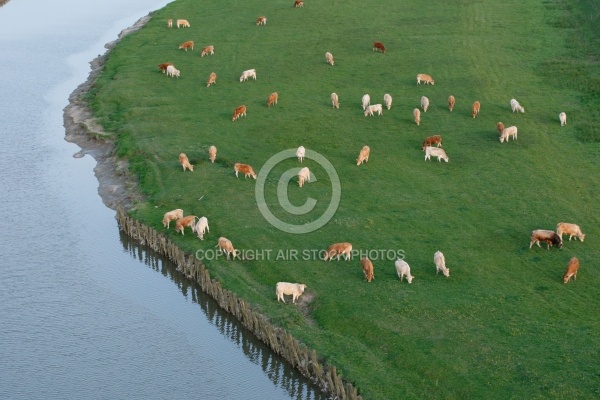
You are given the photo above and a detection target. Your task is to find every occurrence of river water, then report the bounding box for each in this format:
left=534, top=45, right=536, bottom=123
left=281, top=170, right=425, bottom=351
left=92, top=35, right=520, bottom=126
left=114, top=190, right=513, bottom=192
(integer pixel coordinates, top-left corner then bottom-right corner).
left=0, top=1, right=325, bottom=399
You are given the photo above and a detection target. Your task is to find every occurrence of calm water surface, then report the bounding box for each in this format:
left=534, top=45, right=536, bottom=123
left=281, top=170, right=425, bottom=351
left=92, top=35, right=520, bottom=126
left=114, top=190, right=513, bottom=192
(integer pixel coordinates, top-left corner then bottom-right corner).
left=0, top=1, right=326, bottom=399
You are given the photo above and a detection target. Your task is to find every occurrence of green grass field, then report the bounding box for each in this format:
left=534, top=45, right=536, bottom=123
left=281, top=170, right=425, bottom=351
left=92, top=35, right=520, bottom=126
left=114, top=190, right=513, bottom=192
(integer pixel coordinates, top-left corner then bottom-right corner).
left=88, top=0, right=600, bottom=398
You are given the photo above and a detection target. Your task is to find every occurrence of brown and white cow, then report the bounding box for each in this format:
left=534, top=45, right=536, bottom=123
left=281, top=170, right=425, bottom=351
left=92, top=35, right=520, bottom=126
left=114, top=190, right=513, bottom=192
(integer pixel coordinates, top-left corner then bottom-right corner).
left=417, top=73, right=434, bottom=85
left=361, top=257, right=375, bottom=282
left=179, top=153, right=193, bottom=172
left=448, top=95, right=455, bottom=112
left=177, top=19, right=190, bottom=28
left=267, top=92, right=278, bottom=107
left=234, top=163, right=257, bottom=179
left=256, top=16, right=267, bottom=25
left=323, top=242, right=353, bottom=261
left=331, top=92, right=340, bottom=109
left=373, top=41, right=386, bottom=53
left=216, top=237, right=238, bottom=259
left=232, top=105, right=247, bottom=121
left=200, top=45, right=214, bottom=57
left=471, top=101, right=481, bottom=118
left=563, top=256, right=579, bottom=283
left=179, top=40, right=194, bottom=51
left=325, top=52, right=334, bottom=66
left=529, top=229, right=563, bottom=250
left=421, top=135, right=442, bottom=150
left=206, top=72, right=217, bottom=87
left=356, top=145, right=370, bottom=166
left=294, top=0, right=304, bottom=7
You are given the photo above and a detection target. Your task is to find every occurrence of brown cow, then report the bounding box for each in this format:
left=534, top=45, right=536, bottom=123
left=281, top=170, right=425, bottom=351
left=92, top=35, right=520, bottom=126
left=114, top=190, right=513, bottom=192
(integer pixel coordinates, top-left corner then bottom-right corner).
left=373, top=41, right=386, bottom=53
left=216, top=236, right=238, bottom=259
left=179, top=40, right=194, bottom=51
left=234, top=163, right=257, bottom=179
left=267, top=92, right=278, bottom=108
left=232, top=105, right=247, bottom=121
left=421, top=135, right=442, bottom=150
left=175, top=215, right=197, bottom=235
left=323, top=242, right=353, bottom=261
left=206, top=72, right=217, bottom=87
left=356, top=146, right=370, bottom=166
left=563, top=257, right=579, bottom=283
left=496, top=122, right=505, bottom=135
left=179, top=153, right=193, bottom=172
left=162, top=209, right=183, bottom=229
left=158, top=62, right=173, bottom=73
left=361, top=257, right=375, bottom=282
left=556, top=222, right=585, bottom=242
left=471, top=101, right=480, bottom=118
left=200, top=45, right=214, bottom=57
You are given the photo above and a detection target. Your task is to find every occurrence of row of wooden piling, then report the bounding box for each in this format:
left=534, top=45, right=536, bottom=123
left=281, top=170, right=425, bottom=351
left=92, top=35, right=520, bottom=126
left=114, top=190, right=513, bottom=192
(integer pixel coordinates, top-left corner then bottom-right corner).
left=116, top=206, right=362, bottom=399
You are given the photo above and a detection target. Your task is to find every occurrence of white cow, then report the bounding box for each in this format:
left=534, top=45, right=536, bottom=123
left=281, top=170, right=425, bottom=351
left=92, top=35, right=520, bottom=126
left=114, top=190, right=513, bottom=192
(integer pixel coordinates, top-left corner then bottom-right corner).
left=362, top=94, right=371, bottom=110
left=166, top=65, right=180, bottom=78
left=276, top=282, right=307, bottom=304
left=421, top=96, right=430, bottom=112
left=239, top=68, right=257, bottom=82
left=331, top=92, right=340, bottom=109
left=510, top=98, right=525, bottom=113
left=395, top=259, right=414, bottom=283
left=424, top=146, right=449, bottom=162
left=559, top=112, right=567, bottom=126
left=298, top=167, right=310, bottom=187
left=296, top=146, right=305, bottom=163
left=364, top=104, right=383, bottom=117
left=434, top=251, right=450, bottom=277
left=384, top=93, right=392, bottom=110
left=194, top=217, right=209, bottom=240
left=500, top=126, right=518, bottom=143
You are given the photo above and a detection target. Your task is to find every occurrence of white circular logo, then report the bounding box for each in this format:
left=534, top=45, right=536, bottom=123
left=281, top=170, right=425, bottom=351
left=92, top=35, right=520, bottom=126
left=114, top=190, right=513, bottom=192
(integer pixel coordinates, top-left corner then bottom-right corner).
left=255, top=149, right=341, bottom=234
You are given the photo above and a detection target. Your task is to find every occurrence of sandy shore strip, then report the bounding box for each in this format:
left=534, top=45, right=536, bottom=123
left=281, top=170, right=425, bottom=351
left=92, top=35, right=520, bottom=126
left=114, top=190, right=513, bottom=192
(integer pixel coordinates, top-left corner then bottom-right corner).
left=63, top=15, right=152, bottom=211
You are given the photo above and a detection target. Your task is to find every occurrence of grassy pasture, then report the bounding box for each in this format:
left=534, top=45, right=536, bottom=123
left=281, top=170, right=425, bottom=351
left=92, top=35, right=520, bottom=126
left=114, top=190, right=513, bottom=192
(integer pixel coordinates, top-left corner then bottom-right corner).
left=89, top=0, right=600, bottom=398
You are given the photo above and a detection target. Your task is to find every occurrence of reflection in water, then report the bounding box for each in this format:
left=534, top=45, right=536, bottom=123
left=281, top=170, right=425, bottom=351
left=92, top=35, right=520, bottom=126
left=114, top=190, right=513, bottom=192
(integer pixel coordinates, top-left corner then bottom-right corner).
left=119, top=230, right=329, bottom=400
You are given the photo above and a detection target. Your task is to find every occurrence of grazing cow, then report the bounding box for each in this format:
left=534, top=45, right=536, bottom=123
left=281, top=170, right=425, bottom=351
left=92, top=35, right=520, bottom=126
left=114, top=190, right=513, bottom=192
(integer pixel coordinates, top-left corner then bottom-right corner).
left=175, top=215, right=197, bottom=235
left=179, top=40, right=194, bottom=51
left=267, top=92, right=278, bottom=107
left=256, top=16, right=267, bottom=25
left=208, top=145, right=217, bottom=163
left=234, top=163, right=257, bottom=179
left=296, top=146, right=305, bottom=163
left=179, top=153, right=193, bottom=171
left=529, top=229, right=563, bottom=250
left=361, top=94, right=371, bottom=110
left=563, top=257, right=579, bottom=283
left=294, top=0, right=304, bottom=7
left=425, top=146, right=449, bottom=162
left=167, top=19, right=173, bottom=28
left=231, top=105, right=247, bottom=121
left=421, top=135, right=442, bottom=151
left=417, top=73, right=434, bottom=85
left=364, top=104, right=383, bottom=117
left=471, top=101, right=480, bottom=118
left=323, top=242, right=353, bottom=261
left=510, top=98, right=525, bottom=113
left=384, top=93, right=392, bottom=110
left=556, top=222, right=585, bottom=242
left=395, top=259, right=414, bottom=283
left=373, top=41, right=386, bottom=53
left=356, top=145, right=370, bottom=166
left=421, top=96, right=430, bottom=112
left=176, top=19, right=190, bottom=28
left=496, top=122, right=505, bottom=135
left=298, top=167, right=310, bottom=187
left=162, top=208, right=183, bottom=229
left=361, top=257, right=375, bottom=282
left=413, top=108, right=421, bottom=126
left=434, top=251, right=450, bottom=277
left=325, top=52, right=334, bottom=66
left=331, top=92, right=340, bottom=109
left=200, top=45, right=214, bottom=57
left=239, top=68, right=257, bottom=82
left=448, top=95, right=455, bottom=112
left=158, top=62, right=173, bottom=73
left=194, top=216, right=209, bottom=240
left=206, top=72, right=217, bottom=87
left=216, top=236, right=238, bottom=260
left=166, top=65, right=180, bottom=78
left=559, top=112, right=567, bottom=126
left=276, top=282, right=306, bottom=303
left=500, top=126, right=518, bottom=143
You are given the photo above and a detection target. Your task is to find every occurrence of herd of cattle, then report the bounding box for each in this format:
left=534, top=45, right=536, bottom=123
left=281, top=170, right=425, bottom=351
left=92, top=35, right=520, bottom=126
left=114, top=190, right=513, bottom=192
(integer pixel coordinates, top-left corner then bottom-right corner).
left=157, top=6, right=583, bottom=305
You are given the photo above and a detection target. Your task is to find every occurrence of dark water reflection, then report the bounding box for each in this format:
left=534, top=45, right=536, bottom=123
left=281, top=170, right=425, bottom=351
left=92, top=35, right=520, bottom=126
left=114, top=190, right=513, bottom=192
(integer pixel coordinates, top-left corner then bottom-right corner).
left=119, top=231, right=328, bottom=400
